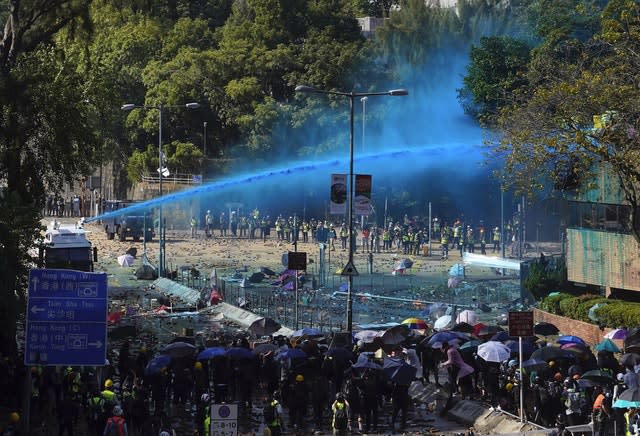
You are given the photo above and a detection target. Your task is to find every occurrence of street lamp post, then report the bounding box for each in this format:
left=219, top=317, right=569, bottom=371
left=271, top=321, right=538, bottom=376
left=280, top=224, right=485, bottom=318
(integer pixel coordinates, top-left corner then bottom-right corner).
left=121, top=102, right=200, bottom=277
left=295, top=85, right=408, bottom=333
left=203, top=121, right=208, bottom=157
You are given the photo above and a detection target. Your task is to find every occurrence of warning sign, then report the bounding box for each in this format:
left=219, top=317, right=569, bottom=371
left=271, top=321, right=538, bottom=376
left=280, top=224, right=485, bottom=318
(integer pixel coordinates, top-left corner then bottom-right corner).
left=340, top=261, right=359, bottom=276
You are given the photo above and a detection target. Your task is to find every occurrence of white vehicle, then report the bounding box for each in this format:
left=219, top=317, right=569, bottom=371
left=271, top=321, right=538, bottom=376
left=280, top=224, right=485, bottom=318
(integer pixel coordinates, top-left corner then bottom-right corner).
left=37, top=220, right=97, bottom=271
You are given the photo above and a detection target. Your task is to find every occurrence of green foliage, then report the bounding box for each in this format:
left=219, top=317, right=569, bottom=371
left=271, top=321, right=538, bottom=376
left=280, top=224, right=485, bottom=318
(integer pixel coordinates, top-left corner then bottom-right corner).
left=597, top=302, right=640, bottom=330
left=538, top=293, right=640, bottom=328
left=523, top=257, right=567, bottom=301
left=538, top=292, right=573, bottom=314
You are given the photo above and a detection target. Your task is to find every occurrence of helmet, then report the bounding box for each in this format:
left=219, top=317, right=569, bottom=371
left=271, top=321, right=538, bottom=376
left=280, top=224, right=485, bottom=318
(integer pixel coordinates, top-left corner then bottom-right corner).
left=66, top=366, right=73, bottom=373
left=508, top=359, right=517, bottom=368
left=104, top=379, right=113, bottom=389
left=548, top=360, right=555, bottom=367
left=112, top=405, right=123, bottom=416
left=295, top=374, right=304, bottom=382
left=194, top=362, right=203, bottom=370
left=505, top=383, right=514, bottom=392
left=201, top=393, right=210, bottom=402
left=9, top=412, right=19, bottom=423
left=160, top=432, right=171, bottom=436
left=335, top=392, right=344, bottom=400
left=207, top=210, right=211, bottom=213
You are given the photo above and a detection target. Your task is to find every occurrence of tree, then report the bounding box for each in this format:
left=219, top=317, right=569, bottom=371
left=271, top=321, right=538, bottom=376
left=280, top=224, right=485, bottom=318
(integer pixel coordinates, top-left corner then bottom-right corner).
left=0, top=1, right=99, bottom=356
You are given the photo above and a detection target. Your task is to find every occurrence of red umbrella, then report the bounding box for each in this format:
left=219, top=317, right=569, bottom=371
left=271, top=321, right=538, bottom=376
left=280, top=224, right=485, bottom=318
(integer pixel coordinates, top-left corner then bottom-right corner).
left=107, top=311, right=122, bottom=325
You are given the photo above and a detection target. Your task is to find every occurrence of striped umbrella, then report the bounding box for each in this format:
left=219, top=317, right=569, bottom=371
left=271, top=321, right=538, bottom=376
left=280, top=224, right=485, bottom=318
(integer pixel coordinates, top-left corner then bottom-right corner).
left=402, top=318, right=428, bottom=330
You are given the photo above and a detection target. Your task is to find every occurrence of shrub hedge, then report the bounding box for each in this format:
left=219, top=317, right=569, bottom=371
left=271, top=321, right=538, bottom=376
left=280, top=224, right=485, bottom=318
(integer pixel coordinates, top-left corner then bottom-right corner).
left=539, top=292, right=640, bottom=328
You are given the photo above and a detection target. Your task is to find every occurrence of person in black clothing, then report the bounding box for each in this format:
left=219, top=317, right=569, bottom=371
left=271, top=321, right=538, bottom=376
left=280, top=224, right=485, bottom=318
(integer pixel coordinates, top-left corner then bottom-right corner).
left=287, top=374, right=309, bottom=431
left=360, top=371, right=381, bottom=433
left=56, top=395, right=78, bottom=436
left=310, top=376, right=329, bottom=431
left=390, top=383, right=409, bottom=431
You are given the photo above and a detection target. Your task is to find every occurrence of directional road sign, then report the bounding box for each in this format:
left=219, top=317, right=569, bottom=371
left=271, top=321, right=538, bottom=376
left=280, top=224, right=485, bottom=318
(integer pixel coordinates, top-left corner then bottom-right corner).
left=210, top=403, right=238, bottom=436
left=25, top=269, right=108, bottom=366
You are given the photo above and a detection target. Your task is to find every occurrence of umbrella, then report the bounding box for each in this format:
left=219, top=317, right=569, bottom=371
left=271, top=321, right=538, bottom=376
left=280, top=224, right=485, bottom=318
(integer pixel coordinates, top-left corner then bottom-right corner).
left=226, top=347, right=254, bottom=360
left=290, top=327, right=322, bottom=338
left=117, top=254, right=135, bottom=267
left=248, top=317, right=282, bottom=336
left=490, top=331, right=514, bottom=342
left=382, top=357, right=417, bottom=385
left=248, top=272, right=266, bottom=283
left=530, top=346, right=575, bottom=362
left=107, top=311, right=123, bottom=325
left=505, top=340, right=536, bottom=357
left=477, top=341, right=511, bottom=363
left=475, top=325, right=504, bottom=339
left=426, top=331, right=469, bottom=346
left=447, top=277, right=460, bottom=289
left=197, top=347, right=226, bottom=361
left=620, top=353, right=640, bottom=367
left=397, top=258, right=413, bottom=269
left=561, top=342, right=590, bottom=357
left=456, top=310, right=477, bottom=325
left=252, top=343, right=278, bottom=355
left=588, top=303, right=607, bottom=322
left=402, top=318, right=428, bottom=330
left=557, top=335, right=586, bottom=346
left=614, top=387, right=640, bottom=408
left=521, top=357, right=550, bottom=373
left=381, top=324, right=409, bottom=345
left=451, top=322, right=475, bottom=334
left=449, top=264, right=465, bottom=277
left=144, top=355, right=171, bottom=376
left=275, top=348, right=307, bottom=361
left=327, top=347, right=355, bottom=362
left=459, top=340, right=483, bottom=354
left=160, top=341, right=196, bottom=359
left=605, top=328, right=628, bottom=340
left=354, top=330, right=380, bottom=344
left=533, top=322, right=559, bottom=336
left=422, top=302, right=448, bottom=317
left=353, top=359, right=382, bottom=370
left=581, top=369, right=615, bottom=384
left=260, top=266, right=276, bottom=276
left=625, top=343, right=640, bottom=355
left=434, top=315, right=452, bottom=330
left=595, top=339, right=621, bottom=353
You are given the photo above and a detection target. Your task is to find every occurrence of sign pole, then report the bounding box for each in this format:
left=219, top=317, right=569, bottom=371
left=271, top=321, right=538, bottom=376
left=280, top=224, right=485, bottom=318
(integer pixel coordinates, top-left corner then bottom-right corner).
left=519, top=336, right=524, bottom=423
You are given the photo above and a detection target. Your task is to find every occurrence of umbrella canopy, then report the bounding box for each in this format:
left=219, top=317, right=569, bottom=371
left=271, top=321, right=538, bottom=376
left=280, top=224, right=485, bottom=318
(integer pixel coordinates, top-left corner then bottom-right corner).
left=290, top=327, right=322, bottom=338
left=521, top=357, right=550, bottom=373
left=447, top=277, right=461, bottom=289
left=353, top=359, right=383, bottom=370
left=581, top=369, right=615, bottom=385
left=326, top=347, right=355, bottom=362
left=354, top=330, right=381, bottom=344
left=197, top=347, right=226, bottom=361
left=226, top=347, right=255, bottom=360
left=160, top=341, right=196, bottom=359
left=434, top=315, right=452, bottom=331
left=396, top=258, right=413, bottom=269
left=382, top=357, right=417, bottom=385
left=380, top=324, right=410, bottom=345
left=477, top=341, right=511, bottom=363
left=620, top=353, right=640, bottom=367
left=490, top=331, right=514, bottom=342
left=456, top=310, right=477, bottom=325
left=505, top=340, right=536, bottom=357
left=533, top=322, right=559, bottom=337
left=402, top=318, right=428, bottom=330
left=248, top=272, right=266, bottom=283
left=595, top=339, right=621, bottom=353
left=259, top=266, right=276, bottom=276
left=561, top=343, right=590, bottom=358
left=422, top=302, right=448, bottom=317
left=451, top=322, right=475, bottom=334
left=275, top=348, right=307, bottom=361
left=459, top=340, right=483, bottom=354
left=248, top=317, right=282, bottom=337
left=530, top=346, right=576, bottom=362
left=117, top=254, right=135, bottom=267
left=614, top=387, right=640, bottom=408
left=605, top=328, right=628, bottom=340
left=557, top=335, right=586, bottom=346
left=144, top=354, right=171, bottom=376
left=426, top=331, right=469, bottom=346
left=475, top=325, right=505, bottom=339
left=252, top=343, right=278, bottom=355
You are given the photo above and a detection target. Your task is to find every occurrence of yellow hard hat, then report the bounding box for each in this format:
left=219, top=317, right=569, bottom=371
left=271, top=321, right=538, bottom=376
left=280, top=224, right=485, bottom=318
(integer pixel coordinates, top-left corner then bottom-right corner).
left=505, top=383, right=514, bottom=392
left=295, top=374, right=304, bottom=382
left=548, top=360, right=555, bottom=367
left=194, top=361, right=203, bottom=370
left=104, top=379, right=113, bottom=388
left=9, top=412, right=19, bottom=423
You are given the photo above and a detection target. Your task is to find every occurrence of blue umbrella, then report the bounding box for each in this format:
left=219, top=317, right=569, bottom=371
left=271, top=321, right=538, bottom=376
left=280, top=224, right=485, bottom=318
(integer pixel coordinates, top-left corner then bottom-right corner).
left=557, top=335, right=586, bottom=346
left=326, top=347, right=355, bottom=362
left=426, top=331, right=469, bottom=346
left=226, top=347, right=254, bottom=360
left=382, top=357, right=417, bottom=385
left=290, top=327, right=322, bottom=338
left=595, top=339, right=621, bottom=353
left=505, top=340, right=536, bottom=357
left=197, top=347, right=226, bottom=361
left=144, top=354, right=171, bottom=375
left=614, top=387, right=640, bottom=408
left=490, top=331, right=514, bottom=342
left=275, top=348, right=307, bottom=360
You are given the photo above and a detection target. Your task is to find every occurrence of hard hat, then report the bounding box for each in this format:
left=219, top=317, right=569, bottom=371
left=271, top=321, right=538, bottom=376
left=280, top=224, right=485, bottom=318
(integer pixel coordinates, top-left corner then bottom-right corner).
left=113, top=405, right=123, bottom=416
left=295, top=374, right=304, bottom=382
left=336, top=392, right=344, bottom=400
left=548, top=360, right=555, bottom=367
left=505, top=383, right=514, bottom=392
left=66, top=366, right=73, bottom=373
left=194, top=361, right=203, bottom=370
left=104, top=379, right=113, bottom=388
left=9, top=412, right=19, bottom=423
left=201, top=393, right=210, bottom=402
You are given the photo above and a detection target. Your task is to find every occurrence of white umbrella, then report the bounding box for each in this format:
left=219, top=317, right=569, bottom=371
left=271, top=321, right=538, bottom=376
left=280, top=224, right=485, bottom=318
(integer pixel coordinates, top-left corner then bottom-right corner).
left=434, top=315, right=452, bottom=331
left=456, top=310, right=478, bottom=325
left=117, top=254, right=135, bottom=267
left=477, top=341, right=511, bottom=363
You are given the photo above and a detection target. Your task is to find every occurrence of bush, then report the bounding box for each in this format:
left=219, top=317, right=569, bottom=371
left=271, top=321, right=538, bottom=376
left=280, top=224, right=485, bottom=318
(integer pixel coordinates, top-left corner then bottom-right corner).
left=539, top=293, right=640, bottom=329
left=539, top=292, right=572, bottom=314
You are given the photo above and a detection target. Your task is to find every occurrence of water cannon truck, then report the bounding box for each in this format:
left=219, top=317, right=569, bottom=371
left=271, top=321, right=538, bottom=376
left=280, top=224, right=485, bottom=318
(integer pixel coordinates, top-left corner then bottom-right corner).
left=103, top=200, right=154, bottom=242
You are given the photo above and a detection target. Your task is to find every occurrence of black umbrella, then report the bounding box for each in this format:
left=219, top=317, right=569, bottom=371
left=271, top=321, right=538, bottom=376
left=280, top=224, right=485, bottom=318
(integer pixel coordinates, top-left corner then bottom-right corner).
left=160, top=341, right=196, bottom=359
left=620, top=353, right=640, bottom=367
left=248, top=317, right=282, bottom=336
left=248, top=272, right=265, bottom=283
left=260, top=266, right=276, bottom=276
left=451, top=322, right=475, bottom=334
left=581, top=369, right=615, bottom=385
left=382, top=357, right=417, bottom=385
left=534, top=322, right=560, bottom=336
left=530, top=346, right=575, bottom=362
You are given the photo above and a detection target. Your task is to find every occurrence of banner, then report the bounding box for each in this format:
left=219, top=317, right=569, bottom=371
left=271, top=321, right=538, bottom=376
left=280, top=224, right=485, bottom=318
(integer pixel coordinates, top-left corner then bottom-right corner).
left=330, top=174, right=347, bottom=215
left=355, top=174, right=372, bottom=216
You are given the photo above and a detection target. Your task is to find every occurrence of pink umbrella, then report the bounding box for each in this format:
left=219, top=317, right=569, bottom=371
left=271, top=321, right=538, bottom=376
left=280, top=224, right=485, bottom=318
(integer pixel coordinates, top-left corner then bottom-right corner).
left=456, top=310, right=478, bottom=325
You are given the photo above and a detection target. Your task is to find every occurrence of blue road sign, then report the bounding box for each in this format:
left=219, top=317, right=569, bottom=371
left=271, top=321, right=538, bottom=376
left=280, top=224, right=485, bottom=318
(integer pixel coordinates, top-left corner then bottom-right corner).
left=25, top=269, right=108, bottom=366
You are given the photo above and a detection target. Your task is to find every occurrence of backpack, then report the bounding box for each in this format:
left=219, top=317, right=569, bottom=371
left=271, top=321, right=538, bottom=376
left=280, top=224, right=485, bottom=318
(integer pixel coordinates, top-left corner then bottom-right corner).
left=105, top=416, right=125, bottom=436
left=263, top=401, right=278, bottom=424
left=333, top=403, right=348, bottom=430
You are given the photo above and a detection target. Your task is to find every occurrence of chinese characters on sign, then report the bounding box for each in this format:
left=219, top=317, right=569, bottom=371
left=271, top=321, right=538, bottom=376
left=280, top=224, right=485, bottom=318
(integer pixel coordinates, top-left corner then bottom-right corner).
left=210, top=404, right=238, bottom=436
left=508, top=311, right=534, bottom=337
